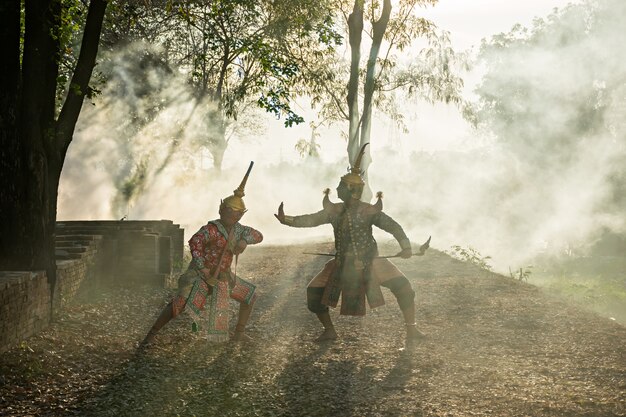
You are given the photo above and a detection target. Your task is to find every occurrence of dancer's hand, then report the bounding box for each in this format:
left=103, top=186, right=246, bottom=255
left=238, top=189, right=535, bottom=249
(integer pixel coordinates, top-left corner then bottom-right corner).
left=200, top=267, right=212, bottom=279
left=233, top=239, right=247, bottom=255
left=274, top=202, right=285, bottom=223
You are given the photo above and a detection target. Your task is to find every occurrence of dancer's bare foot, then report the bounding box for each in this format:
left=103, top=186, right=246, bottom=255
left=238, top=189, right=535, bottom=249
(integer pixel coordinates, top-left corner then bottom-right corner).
left=138, top=330, right=157, bottom=349
left=315, top=327, right=338, bottom=342
left=406, top=324, right=426, bottom=341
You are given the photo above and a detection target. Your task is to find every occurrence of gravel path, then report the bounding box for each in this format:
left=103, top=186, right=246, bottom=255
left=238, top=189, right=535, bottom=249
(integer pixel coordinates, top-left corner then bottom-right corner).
left=1, top=242, right=625, bottom=416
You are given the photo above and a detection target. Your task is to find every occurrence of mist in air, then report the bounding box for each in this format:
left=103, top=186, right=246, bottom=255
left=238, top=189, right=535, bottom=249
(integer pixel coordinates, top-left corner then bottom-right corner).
left=58, top=0, right=626, bottom=274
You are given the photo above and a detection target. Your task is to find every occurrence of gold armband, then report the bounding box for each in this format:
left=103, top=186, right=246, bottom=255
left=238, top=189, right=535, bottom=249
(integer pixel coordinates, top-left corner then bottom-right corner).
left=283, top=215, right=295, bottom=226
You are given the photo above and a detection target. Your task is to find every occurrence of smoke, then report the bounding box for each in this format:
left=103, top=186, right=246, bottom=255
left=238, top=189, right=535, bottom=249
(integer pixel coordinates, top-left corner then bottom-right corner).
left=59, top=0, right=626, bottom=274
left=59, top=42, right=207, bottom=219
left=456, top=0, right=626, bottom=269
left=58, top=42, right=342, bottom=244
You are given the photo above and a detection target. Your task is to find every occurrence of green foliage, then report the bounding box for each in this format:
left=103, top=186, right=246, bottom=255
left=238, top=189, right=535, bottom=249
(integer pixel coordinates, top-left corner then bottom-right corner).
left=545, top=275, right=626, bottom=301
left=166, top=0, right=338, bottom=125
left=509, top=266, right=533, bottom=282
left=173, top=249, right=192, bottom=273
left=257, top=88, right=305, bottom=127
left=19, top=3, right=25, bottom=62
left=58, top=0, right=83, bottom=51
left=315, top=14, right=344, bottom=46
left=470, top=0, right=626, bottom=251
left=69, top=82, right=82, bottom=96
left=295, top=139, right=321, bottom=158
left=295, top=122, right=322, bottom=157
left=538, top=272, right=626, bottom=324
left=96, top=0, right=339, bottom=173
left=54, top=0, right=92, bottom=107
left=448, top=245, right=493, bottom=271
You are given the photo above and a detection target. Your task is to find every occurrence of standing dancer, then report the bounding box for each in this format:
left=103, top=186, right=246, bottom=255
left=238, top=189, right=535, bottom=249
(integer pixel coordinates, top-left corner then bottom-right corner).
left=275, top=145, right=429, bottom=342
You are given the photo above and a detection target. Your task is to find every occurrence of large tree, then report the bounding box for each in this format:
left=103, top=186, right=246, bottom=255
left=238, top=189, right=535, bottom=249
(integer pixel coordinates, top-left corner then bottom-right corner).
left=0, top=0, right=108, bottom=292
left=295, top=0, right=467, bottom=200
left=176, top=0, right=340, bottom=170
left=97, top=0, right=339, bottom=172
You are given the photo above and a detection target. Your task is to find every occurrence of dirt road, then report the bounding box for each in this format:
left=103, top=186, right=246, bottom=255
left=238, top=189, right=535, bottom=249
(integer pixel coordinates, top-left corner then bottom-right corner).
left=1, top=242, right=625, bottom=416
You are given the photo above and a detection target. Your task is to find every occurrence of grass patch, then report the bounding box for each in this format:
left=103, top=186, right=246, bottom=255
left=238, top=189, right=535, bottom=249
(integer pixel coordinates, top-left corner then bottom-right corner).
left=530, top=272, right=626, bottom=324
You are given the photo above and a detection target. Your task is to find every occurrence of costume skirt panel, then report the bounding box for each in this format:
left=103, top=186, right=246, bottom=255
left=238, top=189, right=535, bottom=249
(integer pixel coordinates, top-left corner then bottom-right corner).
left=309, top=258, right=405, bottom=315
left=172, top=268, right=257, bottom=318
left=307, top=258, right=405, bottom=288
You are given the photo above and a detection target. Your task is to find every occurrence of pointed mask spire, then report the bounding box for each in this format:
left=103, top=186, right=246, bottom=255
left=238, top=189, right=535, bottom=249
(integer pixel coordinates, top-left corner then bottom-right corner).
left=222, top=161, right=254, bottom=212
left=341, top=143, right=368, bottom=186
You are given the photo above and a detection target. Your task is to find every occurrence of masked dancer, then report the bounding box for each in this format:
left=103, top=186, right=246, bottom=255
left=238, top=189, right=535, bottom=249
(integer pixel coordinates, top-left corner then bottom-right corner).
left=141, top=162, right=262, bottom=346
left=275, top=145, right=429, bottom=342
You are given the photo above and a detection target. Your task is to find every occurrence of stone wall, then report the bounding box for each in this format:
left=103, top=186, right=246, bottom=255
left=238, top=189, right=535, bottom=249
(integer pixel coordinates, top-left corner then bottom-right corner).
left=0, top=234, right=101, bottom=353
left=56, top=220, right=184, bottom=287
left=54, top=235, right=102, bottom=314
left=0, top=219, right=184, bottom=353
left=0, top=272, right=49, bottom=354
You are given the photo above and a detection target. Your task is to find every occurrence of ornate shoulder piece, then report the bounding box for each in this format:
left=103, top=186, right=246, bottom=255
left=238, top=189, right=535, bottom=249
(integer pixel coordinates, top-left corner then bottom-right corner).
left=362, top=191, right=383, bottom=216
left=374, top=191, right=383, bottom=212
left=322, top=188, right=343, bottom=214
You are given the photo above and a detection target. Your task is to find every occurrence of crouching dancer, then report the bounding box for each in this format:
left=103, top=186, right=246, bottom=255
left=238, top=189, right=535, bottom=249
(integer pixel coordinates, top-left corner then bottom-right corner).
left=275, top=145, right=429, bottom=343
left=141, top=162, right=263, bottom=346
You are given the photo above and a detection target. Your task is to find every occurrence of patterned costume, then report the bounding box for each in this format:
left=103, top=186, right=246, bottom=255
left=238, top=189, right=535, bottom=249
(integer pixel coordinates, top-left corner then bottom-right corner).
left=285, top=194, right=412, bottom=316
left=278, top=144, right=428, bottom=341
left=172, top=220, right=262, bottom=341
left=141, top=162, right=262, bottom=346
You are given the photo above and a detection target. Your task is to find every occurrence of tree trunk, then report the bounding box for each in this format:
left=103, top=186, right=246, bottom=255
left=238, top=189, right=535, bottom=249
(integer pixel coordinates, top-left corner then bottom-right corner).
left=56, top=0, right=109, bottom=159
left=346, top=0, right=363, bottom=167
left=209, top=119, right=228, bottom=172
left=0, top=0, right=23, bottom=268
left=211, top=143, right=226, bottom=172
left=17, top=0, right=61, bottom=285
left=359, top=0, right=391, bottom=201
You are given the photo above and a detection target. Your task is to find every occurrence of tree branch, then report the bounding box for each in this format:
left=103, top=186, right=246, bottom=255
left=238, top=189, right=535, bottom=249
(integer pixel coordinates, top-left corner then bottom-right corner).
left=56, top=0, right=108, bottom=157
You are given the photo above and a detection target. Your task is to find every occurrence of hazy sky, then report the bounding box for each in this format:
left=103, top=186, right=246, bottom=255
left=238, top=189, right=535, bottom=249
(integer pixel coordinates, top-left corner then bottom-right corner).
left=226, top=0, right=584, bottom=167
left=421, top=0, right=582, bottom=50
